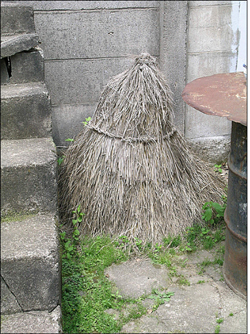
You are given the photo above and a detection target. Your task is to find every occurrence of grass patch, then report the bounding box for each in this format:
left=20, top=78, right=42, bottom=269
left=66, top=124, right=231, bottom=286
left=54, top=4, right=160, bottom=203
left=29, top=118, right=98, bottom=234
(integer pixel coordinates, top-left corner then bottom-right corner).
left=61, top=234, right=137, bottom=333
left=1, top=212, right=39, bottom=223
left=60, top=199, right=226, bottom=333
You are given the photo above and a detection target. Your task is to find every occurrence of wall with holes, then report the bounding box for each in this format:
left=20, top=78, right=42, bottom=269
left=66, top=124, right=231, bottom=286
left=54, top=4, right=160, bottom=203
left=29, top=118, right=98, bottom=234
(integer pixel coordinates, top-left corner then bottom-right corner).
left=6, top=1, right=246, bottom=162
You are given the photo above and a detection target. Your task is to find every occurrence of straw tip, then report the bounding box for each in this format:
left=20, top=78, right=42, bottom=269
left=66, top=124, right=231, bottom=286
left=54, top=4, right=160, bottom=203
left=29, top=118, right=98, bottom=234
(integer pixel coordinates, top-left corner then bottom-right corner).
left=135, top=53, right=156, bottom=65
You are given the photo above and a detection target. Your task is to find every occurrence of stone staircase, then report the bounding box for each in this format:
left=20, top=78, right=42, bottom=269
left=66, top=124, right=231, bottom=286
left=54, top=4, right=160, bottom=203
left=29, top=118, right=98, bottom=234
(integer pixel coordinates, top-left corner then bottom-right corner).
left=1, top=3, right=61, bottom=333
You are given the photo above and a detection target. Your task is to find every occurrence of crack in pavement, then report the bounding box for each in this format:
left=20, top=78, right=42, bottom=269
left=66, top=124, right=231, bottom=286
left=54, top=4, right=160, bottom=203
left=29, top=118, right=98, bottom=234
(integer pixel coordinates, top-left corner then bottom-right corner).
left=1, top=274, right=24, bottom=312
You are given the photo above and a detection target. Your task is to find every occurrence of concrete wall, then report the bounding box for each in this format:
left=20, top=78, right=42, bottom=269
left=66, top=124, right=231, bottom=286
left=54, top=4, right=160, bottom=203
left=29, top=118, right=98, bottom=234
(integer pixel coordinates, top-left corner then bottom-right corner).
left=185, top=1, right=246, bottom=162
left=5, top=1, right=246, bottom=162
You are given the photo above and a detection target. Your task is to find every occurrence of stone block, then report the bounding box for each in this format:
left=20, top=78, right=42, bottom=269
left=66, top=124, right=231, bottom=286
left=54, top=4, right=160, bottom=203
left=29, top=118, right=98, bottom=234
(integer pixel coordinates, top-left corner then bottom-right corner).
left=188, top=4, right=233, bottom=29
left=1, top=214, right=61, bottom=313
left=34, top=9, right=159, bottom=59
left=13, top=1, right=159, bottom=10
left=1, top=306, right=62, bottom=333
left=1, top=277, right=22, bottom=314
left=1, top=48, right=44, bottom=84
left=188, top=135, right=231, bottom=164
left=1, top=82, right=51, bottom=140
left=185, top=105, right=231, bottom=139
left=52, top=104, right=96, bottom=147
left=1, top=138, right=57, bottom=216
left=1, top=3, right=36, bottom=35
left=189, top=1, right=233, bottom=7
left=1, top=33, right=39, bottom=58
left=45, top=57, right=136, bottom=106
left=188, top=25, right=234, bottom=54
left=187, top=52, right=238, bottom=82
left=159, top=1, right=188, bottom=133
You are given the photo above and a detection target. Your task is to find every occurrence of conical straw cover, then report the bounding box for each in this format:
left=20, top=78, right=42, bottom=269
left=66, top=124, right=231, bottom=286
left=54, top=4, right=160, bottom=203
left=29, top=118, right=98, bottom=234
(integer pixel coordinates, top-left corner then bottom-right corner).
left=89, top=53, right=175, bottom=143
left=60, top=53, right=225, bottom=243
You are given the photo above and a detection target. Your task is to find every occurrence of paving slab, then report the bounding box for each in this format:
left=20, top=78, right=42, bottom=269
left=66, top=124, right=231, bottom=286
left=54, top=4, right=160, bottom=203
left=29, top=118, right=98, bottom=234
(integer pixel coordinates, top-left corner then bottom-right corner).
left=105, top=258, right=170, bottom=299
left=0, top=306, right=62, bottom=334
left=105, top=248, right=247, bottom=334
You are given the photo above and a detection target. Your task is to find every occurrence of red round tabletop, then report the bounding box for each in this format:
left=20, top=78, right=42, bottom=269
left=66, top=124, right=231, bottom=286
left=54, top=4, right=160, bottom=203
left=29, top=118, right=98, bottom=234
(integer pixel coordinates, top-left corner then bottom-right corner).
left=182, top=72, right=247, bottom=126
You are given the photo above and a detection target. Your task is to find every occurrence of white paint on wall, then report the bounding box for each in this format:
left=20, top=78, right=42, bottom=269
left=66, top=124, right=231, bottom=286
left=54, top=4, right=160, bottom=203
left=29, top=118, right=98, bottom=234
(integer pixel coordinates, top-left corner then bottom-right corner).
left=236, top=1, right=247, bottom=73
left=230, top=1, right=247, bottom=73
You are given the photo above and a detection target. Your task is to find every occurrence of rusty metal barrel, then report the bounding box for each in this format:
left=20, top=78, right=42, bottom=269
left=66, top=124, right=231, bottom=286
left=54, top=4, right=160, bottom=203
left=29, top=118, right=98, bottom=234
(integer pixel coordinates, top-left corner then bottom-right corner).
left=223, top=121, right=247, bottom=298
left=182, top=72, right=247, bottom=298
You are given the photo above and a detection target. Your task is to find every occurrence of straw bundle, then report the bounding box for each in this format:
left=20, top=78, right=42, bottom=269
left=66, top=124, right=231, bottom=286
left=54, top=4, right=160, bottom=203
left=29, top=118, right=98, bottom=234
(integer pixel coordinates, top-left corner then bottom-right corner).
left=60, top=53, right=225, bottom=243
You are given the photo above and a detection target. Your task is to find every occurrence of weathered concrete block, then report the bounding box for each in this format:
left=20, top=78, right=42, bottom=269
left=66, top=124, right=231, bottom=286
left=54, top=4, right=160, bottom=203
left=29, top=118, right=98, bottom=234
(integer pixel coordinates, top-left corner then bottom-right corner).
left=187, top=52, right=238, bottom=82
left=45, top=57, right=136, bottom=105
left=1, top=138, right=57, bottom=216
left=188, top=135, right=231, bottom=164
left=159, top=1, right=187, bottom=133
left=34, top=9, right=159, bottom=59
left=1, top=214, right=60, bottom=313
left=12, top=1, right=159, bottom=10
left=1, top=48, right=44, bottom=84
left=1, top=277, right=22, bottom=314
left=1, top=82, right=51, bottom=140
left=189, top=1, right=233, bottom=7
left=52, top=104, right=96, bottom=147
left=188, top=4, right=232, bottom=29
left=1, top=33, right=39, bottom=58
left=1, top=306, right=61, bottom=333
left=185, top=105, right=231, bottom=139
left=1, top=3, right=36, bottom=35
left=188, top=25, right=235, bottom=53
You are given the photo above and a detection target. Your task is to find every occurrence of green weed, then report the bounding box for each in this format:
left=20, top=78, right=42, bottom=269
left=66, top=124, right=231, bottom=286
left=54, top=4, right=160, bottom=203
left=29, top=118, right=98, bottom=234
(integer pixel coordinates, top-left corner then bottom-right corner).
left=216, top=318, right=224, bottom=324
left=214, top=164, right=222, bottom=173
left=147, top=289, right=174, bottom=309
left=202, top=201, right=225, bottom=225
left=177, top=276, right=190, bottom=286
left=58, top=155, right=65, bottom=165
left=215, top=324, right=221, bottom=333
left=82, top=117, right=92, bottom=126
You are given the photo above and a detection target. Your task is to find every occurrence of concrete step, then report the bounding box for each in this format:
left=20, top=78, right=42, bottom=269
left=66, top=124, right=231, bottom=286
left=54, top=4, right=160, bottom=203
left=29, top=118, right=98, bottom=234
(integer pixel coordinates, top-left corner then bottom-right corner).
left=1, top=82, right=52, bottom=140
left=1, top=48, right=44, bottom=85
left=1, top=307, right=62, bottom=334
left=1, top=214, right=61, bottom=314
left=1, top=138, right=57, bottom=217
left=1, top=33, right=39, bottom=58
left=1, top=3, right=36, bottom=36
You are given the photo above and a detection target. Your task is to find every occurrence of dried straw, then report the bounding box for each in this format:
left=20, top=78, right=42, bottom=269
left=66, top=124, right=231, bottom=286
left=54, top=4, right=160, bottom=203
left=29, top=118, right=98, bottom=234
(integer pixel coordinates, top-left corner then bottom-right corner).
left=59, top=53, right=225, bottom=244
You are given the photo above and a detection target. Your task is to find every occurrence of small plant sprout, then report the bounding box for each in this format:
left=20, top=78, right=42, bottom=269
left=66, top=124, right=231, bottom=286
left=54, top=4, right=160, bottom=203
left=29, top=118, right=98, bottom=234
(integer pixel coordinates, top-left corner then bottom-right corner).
left=148, top=289, right=174, bottom=304
left=58, top=155, right=65, bottom=165
left=214, top=164, right=223, bottom=173
left=72, top=205, right=85, bottom=242
left=216, top=318, right=224, bottom=324
left=215, top=325, right=221, bottom=333
left=65, top=138, right=74, bottom=142
left=229, top=312, right=234, bottom=316
left=82, top=117, right=92, bottom=126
